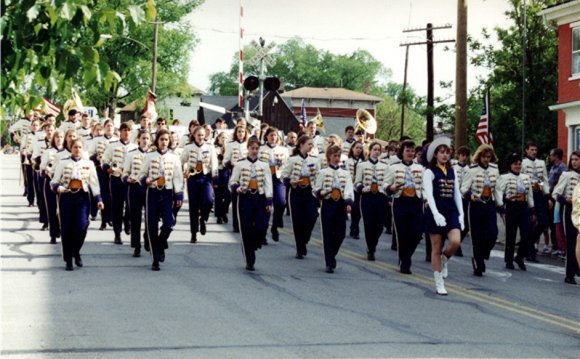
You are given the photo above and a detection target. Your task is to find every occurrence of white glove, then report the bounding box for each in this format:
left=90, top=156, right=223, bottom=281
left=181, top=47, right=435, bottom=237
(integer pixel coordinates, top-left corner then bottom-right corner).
left=433, top=212, right=447, bottom=227
left=459, top=213, right=465, bottom=231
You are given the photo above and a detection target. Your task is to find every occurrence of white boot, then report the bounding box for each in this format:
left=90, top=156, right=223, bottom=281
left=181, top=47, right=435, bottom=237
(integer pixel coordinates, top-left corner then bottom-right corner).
left=434, top=271, right=448, bottom=295
left=441, top=254, right=449, bottom=278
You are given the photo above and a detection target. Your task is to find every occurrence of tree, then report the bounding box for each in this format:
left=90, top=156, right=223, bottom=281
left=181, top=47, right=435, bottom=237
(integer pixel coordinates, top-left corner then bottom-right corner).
left=375, top=96, right=425, bottom=142
left=1, top=0, right=155, bottom=116
left=209, top=38, right=390, bottom=95
left=468, top=0, right=562, bottom=161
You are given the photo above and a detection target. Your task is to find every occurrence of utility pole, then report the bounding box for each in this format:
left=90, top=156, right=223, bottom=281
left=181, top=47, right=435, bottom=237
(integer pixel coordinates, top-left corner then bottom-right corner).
left=151, top=15, right=159, bottom=93
left=400, top=45, right=410, bottom=139
left=401, top=24, right=454, bottom=142
left=455, top=0, right=468, bottom=148
left=521, top=0, right=527, bottom=152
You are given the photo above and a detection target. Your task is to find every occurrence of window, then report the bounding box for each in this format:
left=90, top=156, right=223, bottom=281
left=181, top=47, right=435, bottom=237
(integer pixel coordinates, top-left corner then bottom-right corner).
left=573, top=27, right=580, bottom=76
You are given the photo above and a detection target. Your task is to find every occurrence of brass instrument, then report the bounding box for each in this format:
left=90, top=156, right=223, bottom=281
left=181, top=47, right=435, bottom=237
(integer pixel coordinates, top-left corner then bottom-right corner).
left=355, top=109, right=377, bottom=136
left=311, top=112, right=325, bottom=133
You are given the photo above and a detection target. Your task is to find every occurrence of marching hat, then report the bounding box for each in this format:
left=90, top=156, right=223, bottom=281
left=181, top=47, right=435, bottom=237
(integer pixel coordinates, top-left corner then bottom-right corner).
left=426, top=136, right=452, bottom=163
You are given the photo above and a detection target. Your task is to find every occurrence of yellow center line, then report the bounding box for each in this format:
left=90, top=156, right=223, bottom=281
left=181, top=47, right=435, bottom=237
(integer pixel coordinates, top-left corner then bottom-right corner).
left=280, top=228, right=580, bottom=334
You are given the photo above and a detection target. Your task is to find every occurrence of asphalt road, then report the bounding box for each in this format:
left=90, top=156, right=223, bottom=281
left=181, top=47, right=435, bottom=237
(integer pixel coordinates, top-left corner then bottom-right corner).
left=1, top=153, right=578, bottom=358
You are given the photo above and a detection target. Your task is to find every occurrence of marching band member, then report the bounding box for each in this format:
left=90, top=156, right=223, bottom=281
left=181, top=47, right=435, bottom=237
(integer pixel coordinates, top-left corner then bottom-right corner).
left=258, top=127, right=289, bottom=243
left=51, top=139, right=103, bottom=271
left=385, top=140, right=424, bottom=274
left=102, top=123, right=137, bottom=245
left=169, top=131, right=184, bottom=223
left=58, top=109, right=81, bottom=133
left=281, top=135, right=319, bottom=259
left=552, top=150, right=580, bottom=285
left=31, top=122, right=54, bottom=230
left=341, top=126, right=356, bottom=156
left=181, top=126, right=218, bottom=243
left=130, top=114, right=153, bottom=143
left=571, top=183, right=580, bottom=274
left=224, top=124, right=249, bottom=232
left=346, top=141, right=365, bottom=239
left=9, top=111, right=33, bottom=197
left=318, top=134, right=347, bottom=169
left=213, top=131, right=231, bottom=224
left=355, top=141, right=391, bottom=261
left=77, top=113, right=93, bottom=141
left=229, top=136, right=273, bottom=271
left=496, top=153, right=534, bottom=271
left=122, top=129, right=151, bottom=257
left=461, top=144, right=500, bottom=276
left=313, top=145, right=354, bottom=273
left=139, top=129, right=184, bottom=271
left=84, top=122, right=103, bottom=220
left=521, top=141, right=550, bottom=262
left=305, top=120, right=323, bottom=156
left=422, top=137, right=464, bottom=295
left=89, top=119, right=118, bottom=230
left=40, top=129, right=65, bottom=244
left=285, top=131, right=297, bottom=152
left=21, top=119, right=41, bottom=207
left=452, top=146, right=471, bottom=256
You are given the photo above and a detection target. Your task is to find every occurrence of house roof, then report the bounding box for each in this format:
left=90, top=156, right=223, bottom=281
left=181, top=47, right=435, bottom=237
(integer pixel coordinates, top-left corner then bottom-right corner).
left=539, top=0, right=580, bottom=24
left=282, top=87, right=383, bottom=103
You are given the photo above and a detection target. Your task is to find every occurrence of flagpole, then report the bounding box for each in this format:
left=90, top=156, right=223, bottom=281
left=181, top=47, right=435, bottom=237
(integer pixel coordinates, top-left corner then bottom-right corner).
left=521, top=0, right=527, bottom=152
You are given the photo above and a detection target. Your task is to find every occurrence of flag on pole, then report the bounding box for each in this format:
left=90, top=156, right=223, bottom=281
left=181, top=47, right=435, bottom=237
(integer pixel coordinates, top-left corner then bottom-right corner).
left=476, top=91, right=493, bottom=144
left=143, top=89, right=158, bottom=121
left=34, top=98, right=61, bottom=116
left=299, top=99, right=306, bottom=125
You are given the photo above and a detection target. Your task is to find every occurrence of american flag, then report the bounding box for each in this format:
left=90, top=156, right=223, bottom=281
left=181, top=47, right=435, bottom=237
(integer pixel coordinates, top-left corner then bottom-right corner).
left=476, top=91, right=493, bottom=144
left=299, top=99, right=306, bottom=125
left=35, top=98, right=61, bottom=116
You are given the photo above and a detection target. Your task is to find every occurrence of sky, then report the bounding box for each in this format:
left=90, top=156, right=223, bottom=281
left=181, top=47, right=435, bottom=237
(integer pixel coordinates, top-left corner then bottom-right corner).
left=186, top=0, right=514, bottom=97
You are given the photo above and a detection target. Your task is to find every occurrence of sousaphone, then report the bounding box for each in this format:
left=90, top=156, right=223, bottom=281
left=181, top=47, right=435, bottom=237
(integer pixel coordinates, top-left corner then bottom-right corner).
left=355, top=109, right=377, bottom=135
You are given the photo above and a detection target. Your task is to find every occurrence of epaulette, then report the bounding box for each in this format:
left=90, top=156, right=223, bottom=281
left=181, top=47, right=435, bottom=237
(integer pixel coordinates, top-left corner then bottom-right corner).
left=470, top=164, right=478, bottom=168
left=109, top=140, right=120, bottom=144
left=237, top=157, right=245, bottom=162
left=128, top=148, right=138, bottom=153
left=390, top=159, right=402, bottom=165
left=489, top=163, right=498, bottom=168
left=62, top=156, right=71, bottom=161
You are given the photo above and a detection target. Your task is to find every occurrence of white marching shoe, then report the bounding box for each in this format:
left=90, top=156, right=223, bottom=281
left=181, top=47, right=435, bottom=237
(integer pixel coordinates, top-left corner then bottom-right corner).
left=434, top=271, right=448, bottom=295
left=441, top=254, right=449, bottom=278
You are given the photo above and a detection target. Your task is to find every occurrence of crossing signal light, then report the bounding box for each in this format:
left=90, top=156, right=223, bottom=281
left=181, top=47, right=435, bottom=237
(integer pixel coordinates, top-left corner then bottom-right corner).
left=243, top=76, right=259, bottom=91
left=264, top=77, right=281, bottom=91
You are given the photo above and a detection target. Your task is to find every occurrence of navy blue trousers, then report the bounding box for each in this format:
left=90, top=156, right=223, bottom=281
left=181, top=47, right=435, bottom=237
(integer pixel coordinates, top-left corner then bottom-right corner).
left=289, top=186, right=318, bottom=256
left=531, top=191, right=549, bottom=254
left=214, top=168, right=231, bottom=220
left=43, top=177, right=60, bottom=239
left=146, top=188, right=174, bottom=263
left=505, top=201, right=532, bottom=263
left=469, top=200, right=498, bottom=271
left=238, top=193, right=269, bottom=267
left=271, top=177, right=286, bottom=229
left=24, top=162, right=34, bottom=205
left=361, top=193, right=387, bottom=254
left=187, top=174, right=214, bottom=234
left=97, top=167, right=111, bottom=224
left=33, top=171, right=47, bottom=224
left=350, top=192, right=362, bottom=236
left=110, top=176, right=128, bottom=236
left=393, top=196, right=423, bottom=270
left=59, top=191, right=90, bottom=263
left=562, top=204, right=579, bottom=279
left=320, top=199, right=347, bottom=268
left=128, top=183, right=147, bottom=249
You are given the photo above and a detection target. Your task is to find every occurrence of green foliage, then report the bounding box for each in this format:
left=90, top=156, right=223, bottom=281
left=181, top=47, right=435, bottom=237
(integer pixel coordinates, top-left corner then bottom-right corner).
left=1, top=0, right=202, bottom=118
left=375, top=96, right=425, bottom=142
left=468, top=0, right=561, bottom=162
left=1, top=0, right=151, bottom=116
left=209, top=37, right=390, bottom=95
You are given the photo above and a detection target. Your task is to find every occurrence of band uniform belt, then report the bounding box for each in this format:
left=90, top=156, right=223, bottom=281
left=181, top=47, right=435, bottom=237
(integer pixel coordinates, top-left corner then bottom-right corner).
left=195, top=162, right=203, bottom=173
left=370, top=183, right=379, bottom=193
left=402, top=187, right=416, bottom=197
left=297, top=176, right=310, bottom=188
left=270, top=166, right=276, bottom=175
left=532, top=183, right=541, bottom=192
left=248, top=179, right=258, bottom=190
left=514, top=193, right=526, bottom=202
left=330, top=188, right=342, bottom=201
left=69, top=179, right=83, bottom=191
left=156, top=176, right=166, bottom=188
